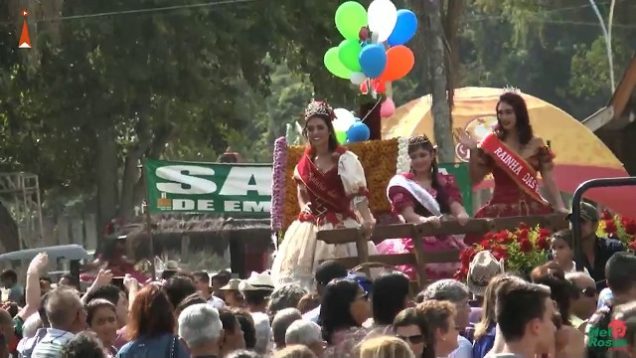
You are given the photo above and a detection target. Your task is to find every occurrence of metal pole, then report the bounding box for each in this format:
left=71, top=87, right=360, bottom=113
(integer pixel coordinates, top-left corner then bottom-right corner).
left=143, top=200, right=156, bottom=281
left=572, top=177, right=636, bottom=271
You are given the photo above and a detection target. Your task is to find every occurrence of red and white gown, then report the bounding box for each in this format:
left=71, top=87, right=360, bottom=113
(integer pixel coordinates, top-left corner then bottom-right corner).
left=271, top=146, right=378, bottom=289
left=376, top=172, right=467, bottom=281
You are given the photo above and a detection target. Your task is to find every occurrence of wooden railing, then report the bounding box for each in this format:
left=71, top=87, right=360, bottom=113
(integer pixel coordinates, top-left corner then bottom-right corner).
left=316, top=213, right=569, bottom=289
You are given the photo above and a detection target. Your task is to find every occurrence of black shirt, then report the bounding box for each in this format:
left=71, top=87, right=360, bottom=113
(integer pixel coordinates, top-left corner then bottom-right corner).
left=581, top=236, right=625, bottom=290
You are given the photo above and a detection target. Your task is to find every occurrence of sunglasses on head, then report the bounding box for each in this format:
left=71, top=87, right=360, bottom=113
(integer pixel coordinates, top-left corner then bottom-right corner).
left=397, top=334, right=425, bottom=345
left=581, top=287, right=597, bottom=298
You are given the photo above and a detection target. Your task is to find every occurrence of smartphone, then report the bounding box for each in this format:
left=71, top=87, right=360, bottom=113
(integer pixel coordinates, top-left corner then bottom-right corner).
left=112, top=277, right=125, bottom=291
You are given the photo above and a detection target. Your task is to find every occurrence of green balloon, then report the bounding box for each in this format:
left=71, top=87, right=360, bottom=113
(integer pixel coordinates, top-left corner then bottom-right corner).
left=324, top=47, right=352, bottom=79
left=335, top=130, right=347, bottom=144
left=338, top=40, right=362, bottom=72
left=335, top=1, right=368, bottom=41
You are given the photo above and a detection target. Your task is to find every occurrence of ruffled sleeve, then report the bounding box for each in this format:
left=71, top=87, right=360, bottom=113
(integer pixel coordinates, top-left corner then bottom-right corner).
left=388, top=185, right=415, bottom=214
left=439, top=173, right=463, bottom=205
left=537, top=146, right=555, bottom=171
left=338, top=151, right=369, bottom=202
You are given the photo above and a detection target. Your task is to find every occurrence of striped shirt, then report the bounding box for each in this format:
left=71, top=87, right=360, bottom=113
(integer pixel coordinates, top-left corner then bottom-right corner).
left=31, top=328, right=75, bottom=358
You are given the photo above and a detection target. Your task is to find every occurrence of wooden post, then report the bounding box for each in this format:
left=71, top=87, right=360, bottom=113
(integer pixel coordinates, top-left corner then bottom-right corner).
left=355, top=230, right=371, bottom=277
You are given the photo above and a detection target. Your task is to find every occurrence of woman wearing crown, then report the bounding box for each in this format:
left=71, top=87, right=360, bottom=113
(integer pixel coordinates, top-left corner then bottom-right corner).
left=376, top=135, right=470, bottom=281
left=270, top=100, right=378, bottom=289
left=457, top=92, right=568, bottom=244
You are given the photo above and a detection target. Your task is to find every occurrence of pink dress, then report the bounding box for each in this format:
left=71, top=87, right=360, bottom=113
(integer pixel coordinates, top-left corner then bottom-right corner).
left=376, top=173, right=467, bottom=281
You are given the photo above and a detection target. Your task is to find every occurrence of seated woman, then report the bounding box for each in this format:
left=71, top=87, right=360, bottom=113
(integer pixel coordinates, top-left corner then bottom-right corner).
left=377, top=135, right=469, bottom=281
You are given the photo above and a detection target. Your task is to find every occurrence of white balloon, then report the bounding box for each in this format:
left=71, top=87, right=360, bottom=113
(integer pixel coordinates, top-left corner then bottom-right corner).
left=350, top=72, right=366, bottom=85
left=368, top=0, right=398, bottom=43
left=333, top=108, right=356, bottom=132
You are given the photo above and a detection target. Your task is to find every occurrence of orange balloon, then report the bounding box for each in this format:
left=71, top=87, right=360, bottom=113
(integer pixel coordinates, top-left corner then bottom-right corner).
left=379, top=45, right=415, bottom=82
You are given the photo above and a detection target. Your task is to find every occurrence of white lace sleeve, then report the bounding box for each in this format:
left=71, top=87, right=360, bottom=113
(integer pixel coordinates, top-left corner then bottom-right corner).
left=338, top=151, right=369, bottom=205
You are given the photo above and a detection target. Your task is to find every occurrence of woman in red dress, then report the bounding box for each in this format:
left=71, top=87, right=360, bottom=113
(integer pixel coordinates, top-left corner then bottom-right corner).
left=376, top=135, right=470, bottom=281
left=457, top=92, right=568, bottom=244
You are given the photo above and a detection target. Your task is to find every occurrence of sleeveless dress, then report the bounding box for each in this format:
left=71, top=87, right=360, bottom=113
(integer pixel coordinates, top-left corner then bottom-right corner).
left=270, top=147, right=378, bottom=290
left=376, top=172, right=467, bottom=281
left=466, top=145, right=555, bottom=244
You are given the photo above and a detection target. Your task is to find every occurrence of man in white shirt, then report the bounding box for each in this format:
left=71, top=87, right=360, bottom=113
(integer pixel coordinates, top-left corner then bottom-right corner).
left=193, top=271, right=225, bottom=309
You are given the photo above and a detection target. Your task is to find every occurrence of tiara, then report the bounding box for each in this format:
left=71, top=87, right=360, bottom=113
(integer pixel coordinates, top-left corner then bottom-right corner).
left=304, top=100, right=335, bottom=122
left=502, top=85, right=521, bottom=94
left=408, top=135, right=434, bottom=146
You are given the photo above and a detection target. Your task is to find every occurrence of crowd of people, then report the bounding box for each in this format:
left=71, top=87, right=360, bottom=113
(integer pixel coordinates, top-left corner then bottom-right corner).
left=0, top=239, right=634, bottom=358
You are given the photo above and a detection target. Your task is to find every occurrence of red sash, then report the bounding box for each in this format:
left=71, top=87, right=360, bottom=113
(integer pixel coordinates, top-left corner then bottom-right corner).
left=479, top=133, right=549, bottom=206
left=296, top=146, right=353, bottom=219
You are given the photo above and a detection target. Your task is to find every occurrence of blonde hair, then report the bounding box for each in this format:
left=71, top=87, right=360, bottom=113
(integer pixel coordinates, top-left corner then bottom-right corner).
left=274, top=345, right=317, bottom=358
left=356, top=335, right=415, bottom=358
left=474, top=274, right=524, bottom=340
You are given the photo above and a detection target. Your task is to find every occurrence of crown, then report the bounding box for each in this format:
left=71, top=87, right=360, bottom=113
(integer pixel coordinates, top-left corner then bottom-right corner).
left=408, top=135, right=435, bottom=147
left=304, top=100, right=335, bottom=122
left=502, top=85, right=521, bottom=94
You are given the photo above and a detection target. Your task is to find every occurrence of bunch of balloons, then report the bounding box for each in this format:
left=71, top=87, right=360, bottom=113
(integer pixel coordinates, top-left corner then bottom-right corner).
left=324, top=0, right=418, bottom=95
left=333, top=108, right=370, bottom=143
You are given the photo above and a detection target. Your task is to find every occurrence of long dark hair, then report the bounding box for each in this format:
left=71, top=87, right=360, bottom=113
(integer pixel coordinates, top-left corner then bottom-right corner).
left=408, top=136, right=451, bottom=214
left=372, top=273, right=410, bottom=325
left=319, top=279, right=360, bottom=344
left=495, top=92, right=533, bottom=145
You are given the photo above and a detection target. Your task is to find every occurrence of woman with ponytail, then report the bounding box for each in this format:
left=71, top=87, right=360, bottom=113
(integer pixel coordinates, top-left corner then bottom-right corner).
left=377, top=135, right=470, bottom=280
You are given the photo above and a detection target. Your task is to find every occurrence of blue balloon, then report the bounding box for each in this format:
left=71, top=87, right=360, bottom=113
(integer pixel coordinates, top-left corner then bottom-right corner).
left=346, top=122, right=370, bottom=142
left=388, top=10, right=418, bottom=46
left=359, top=44, right=387, bottom=78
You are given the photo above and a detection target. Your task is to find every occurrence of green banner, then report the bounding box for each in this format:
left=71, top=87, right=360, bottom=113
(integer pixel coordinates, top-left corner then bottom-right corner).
left=439, top=162, right=474, bottom=216
left=144, top=159, right=473, bottom=216
left=144, top=159, right=272, bottom=215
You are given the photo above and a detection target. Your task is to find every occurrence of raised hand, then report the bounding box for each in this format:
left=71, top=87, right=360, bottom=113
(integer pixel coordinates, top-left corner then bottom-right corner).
left=28, top=252, right=49, bottom=274
left=454, top=128, right=478, bottom=150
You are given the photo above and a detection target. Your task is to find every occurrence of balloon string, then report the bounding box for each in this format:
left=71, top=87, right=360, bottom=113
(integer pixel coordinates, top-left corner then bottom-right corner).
left=360, top=97, right=383, bottom=123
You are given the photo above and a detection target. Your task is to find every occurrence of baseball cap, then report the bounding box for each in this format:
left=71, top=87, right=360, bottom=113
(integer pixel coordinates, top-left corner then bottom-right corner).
left=567, top=202, right=599, bottom=222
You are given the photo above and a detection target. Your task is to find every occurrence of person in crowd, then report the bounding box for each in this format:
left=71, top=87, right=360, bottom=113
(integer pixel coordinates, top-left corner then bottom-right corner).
left=549, top=229, right=590, bottom=274
left=57, top=274, right=80, bottom=292
left=302, top=260, right=348, bottom=323
left=565, top=271, right=598, bottom=332
left=225, top=350, right=264, bottom=358
left=116, top=284, right=189, bottom=358
left=416, top=300, right=459, bottom=358
left=39, top=278, right=52, bottom=297
left=60, top=331, right=107, bottom=358
left=377, top=134, right=470, bottom=280
left=1, top=269, right=24, bottom=305
left=210, top=271, right=231, bottom=297
left=472, top=274, right=524, bottom=358
left=164, top=274, right=197, bottom=310
left=417, top=279, right=471, bottom=358
left=491, top=280, right=556, bottom=358
left=285, top=319, right=325, bottom=357
left=458, top=92, right=567, bottom=244
left=86, top=299, right=118, bottom=356
left=271, top=308, right=302, bottom=350
left=175, top=292, right=207, bottom=318
left=465, top=251, right=505, bottom=326
left=84, top=284, right=129, bottom=331
left=320, top=278, right=371, bottom=358
left=367, top=272, right=411, bottom=336
left=356, top=335, right=415, bottom=358
left=192, top=271, right=225, bottom=309
left=393, top=307, right=429, bottom=358
left=531, top=264, right=585, bottom=358
left=586, top=252, right=636, bottom=358
left=297, top=293, right=320, bottom=315
left=568, top=202, right=624, bottom=289
left=609, top=301, right=636, bottom=358
left=240, top=272, right=274, bottom=314
left=233, top=309, right=258, bottom=351
left=268, top=284, right=307, bottom=320
left=274, top=344, right=317, bottom=358
left=32, top=287, right=87, bottom=358
left=0, top=308, right=13, bottom=357
left=178, top=303, right=223, bottom=358
left=271, top=99, right=377, bottom=289
left=218, top=308, right=246, bottom=356
left=220, top=279, right=244, bottom=308
left=17, top=292, right=50, bottom=357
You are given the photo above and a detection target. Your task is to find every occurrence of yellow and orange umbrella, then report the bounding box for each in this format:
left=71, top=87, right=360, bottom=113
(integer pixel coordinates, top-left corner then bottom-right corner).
left=382, top=87, right=636, bottom=217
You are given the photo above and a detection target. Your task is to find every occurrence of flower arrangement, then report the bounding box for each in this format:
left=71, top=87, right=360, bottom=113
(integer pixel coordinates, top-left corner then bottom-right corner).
left=282, top=139, right=399, bottom=229
left=455, top=224, right=552, bottom=280
left=597, top=210, right=636, bottom=251
left=271, top=137, right=288, bottom=231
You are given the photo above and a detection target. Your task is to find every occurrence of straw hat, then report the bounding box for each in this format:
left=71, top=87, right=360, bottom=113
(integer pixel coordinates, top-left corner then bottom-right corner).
left=239, top=271, right=275, bottom=292
left=466, top=251, right=505, bottom=296
left=220, top=278, right=242, bottom=291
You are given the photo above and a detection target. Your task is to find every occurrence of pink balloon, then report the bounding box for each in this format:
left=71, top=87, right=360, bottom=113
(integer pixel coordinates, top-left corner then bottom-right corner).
left=380, top=97, right=396, bottom=118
